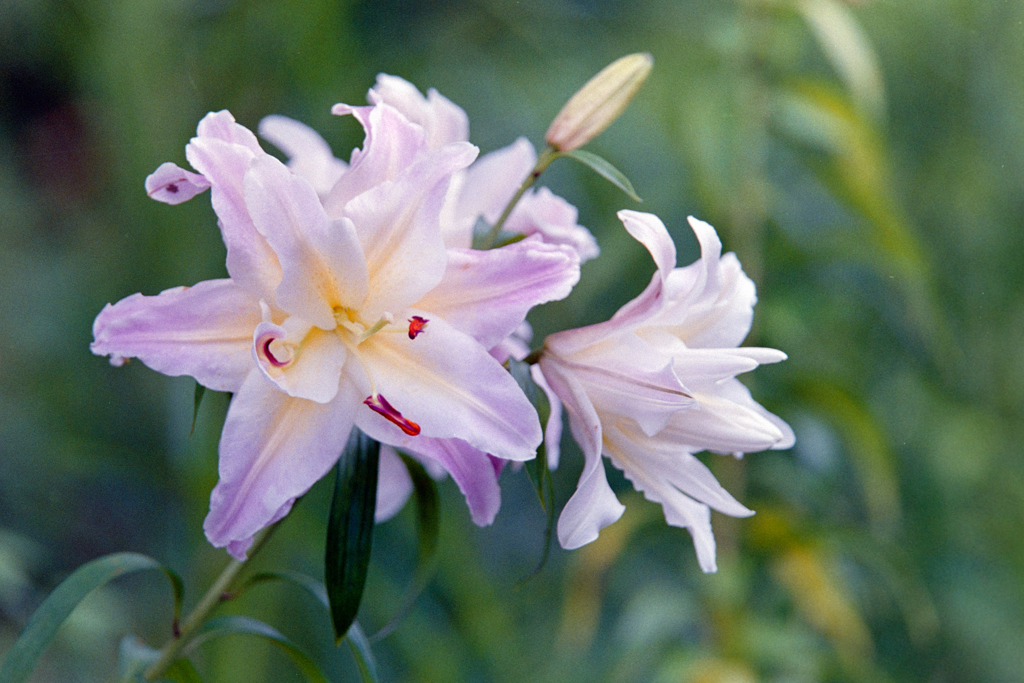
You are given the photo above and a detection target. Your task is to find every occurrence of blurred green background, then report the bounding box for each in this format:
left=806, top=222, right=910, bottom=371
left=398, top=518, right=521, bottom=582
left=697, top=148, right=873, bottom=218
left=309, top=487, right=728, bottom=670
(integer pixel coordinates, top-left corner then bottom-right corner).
left=2, top=0, right=1023, bottom=680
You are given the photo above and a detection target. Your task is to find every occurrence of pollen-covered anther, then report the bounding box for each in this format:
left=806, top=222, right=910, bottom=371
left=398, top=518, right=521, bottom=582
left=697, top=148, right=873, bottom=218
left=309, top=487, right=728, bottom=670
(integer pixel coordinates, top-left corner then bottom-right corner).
left=255, top=331, right=293, bottom=368
left=407, top=316, right=429, bottom=339
left=364, top=393, right=421, bottom=436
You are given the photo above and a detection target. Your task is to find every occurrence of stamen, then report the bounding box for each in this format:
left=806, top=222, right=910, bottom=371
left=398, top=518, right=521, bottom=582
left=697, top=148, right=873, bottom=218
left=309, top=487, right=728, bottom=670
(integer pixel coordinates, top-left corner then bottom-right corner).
left=364, top=393, right=421, bottom=436
left=407, top=316, right=429, bottom=339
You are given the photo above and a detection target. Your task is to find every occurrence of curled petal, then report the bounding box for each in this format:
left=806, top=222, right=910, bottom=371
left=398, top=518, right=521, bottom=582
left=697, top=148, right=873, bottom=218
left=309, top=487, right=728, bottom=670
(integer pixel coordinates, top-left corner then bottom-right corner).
left=145, top=162, right=210, bottom=204
left=368, top=74, right=470, bottom=149
left=323, top=103, right=429, bottom=214
left=538, top=357, right=625, bottom=549
left=252, top=320, right=346, bottom=404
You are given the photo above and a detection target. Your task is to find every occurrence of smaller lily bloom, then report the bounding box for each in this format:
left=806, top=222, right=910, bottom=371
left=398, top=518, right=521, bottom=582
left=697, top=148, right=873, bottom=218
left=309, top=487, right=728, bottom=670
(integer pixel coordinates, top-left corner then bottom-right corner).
left=544, top=53, right=653, bottom=153
left=538, top=211, right=793, bottom=572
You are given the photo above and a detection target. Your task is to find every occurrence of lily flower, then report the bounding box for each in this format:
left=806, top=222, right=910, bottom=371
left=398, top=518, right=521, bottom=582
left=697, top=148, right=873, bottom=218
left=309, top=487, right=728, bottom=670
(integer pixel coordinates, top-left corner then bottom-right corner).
left=93, top=99, right=578, bottom=557
left=538, top=211, right=794, bottom=572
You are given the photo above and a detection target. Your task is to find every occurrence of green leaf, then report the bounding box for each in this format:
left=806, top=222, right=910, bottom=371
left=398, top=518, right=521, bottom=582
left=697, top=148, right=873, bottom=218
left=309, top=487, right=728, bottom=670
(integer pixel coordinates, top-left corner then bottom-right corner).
left=344, top=621, right=379, bottom=683
left=326, top=429, right=380, bottom=644
left=370, top=453, right=440, bottom=642
left=563, top=149, right=642, bottom=202
left=187, top=615, right=328, bottom=683
left=507, top=358, right=557, bottom=579
left=0, top=552, right=184, bottom=683
left=241, top=571, right=379, bottom=682
left=118, top=636, right=201, bottom=683
left=190, top=382, right=207, bottom=436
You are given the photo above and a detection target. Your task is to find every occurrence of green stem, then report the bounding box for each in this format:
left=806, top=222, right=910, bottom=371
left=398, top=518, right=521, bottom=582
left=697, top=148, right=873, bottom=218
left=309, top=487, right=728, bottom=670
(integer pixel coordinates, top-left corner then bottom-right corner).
left=143, top=523, right=279, bottom=679
left=480, top=145, right=560, bottom=249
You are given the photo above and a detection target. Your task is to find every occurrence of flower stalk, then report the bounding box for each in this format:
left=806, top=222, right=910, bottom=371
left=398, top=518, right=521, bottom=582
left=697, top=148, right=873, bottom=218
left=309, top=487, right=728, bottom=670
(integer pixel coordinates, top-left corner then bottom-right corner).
left=143, top=523, right=279, bottom=680
left=481, top=145, right=559, bottom=248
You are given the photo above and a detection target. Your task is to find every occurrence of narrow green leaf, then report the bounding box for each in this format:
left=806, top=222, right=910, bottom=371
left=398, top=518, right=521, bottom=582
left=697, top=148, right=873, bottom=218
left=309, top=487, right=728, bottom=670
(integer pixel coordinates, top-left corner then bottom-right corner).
left=0, top=552, right=183, bottom=683
left=190, top=382, right=207, bottom=436
left=241, top=571, right=379, bottom=682
left=187, top=615, right=328, bottom=683
left=326, top=429, right=380, bottom=644
left=563, top=149, right=642, bottom=202
left=344, top=621, right=379, bottom=683
left=370, top=453, right=440, bottom=642
left=118, top=636, right=201, bottom=683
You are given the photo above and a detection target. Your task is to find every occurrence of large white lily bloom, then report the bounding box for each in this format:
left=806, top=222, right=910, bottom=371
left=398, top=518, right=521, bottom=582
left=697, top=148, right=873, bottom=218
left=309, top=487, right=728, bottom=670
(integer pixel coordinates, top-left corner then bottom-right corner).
left=538, top=211, right=794, bottom=572
left=92, top=98, right=580, bottom=557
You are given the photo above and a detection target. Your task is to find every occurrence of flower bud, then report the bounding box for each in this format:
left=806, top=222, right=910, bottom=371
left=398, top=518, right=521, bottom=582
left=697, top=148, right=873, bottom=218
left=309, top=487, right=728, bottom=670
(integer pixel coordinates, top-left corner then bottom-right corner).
left=545, top=53, right=653, bottom=152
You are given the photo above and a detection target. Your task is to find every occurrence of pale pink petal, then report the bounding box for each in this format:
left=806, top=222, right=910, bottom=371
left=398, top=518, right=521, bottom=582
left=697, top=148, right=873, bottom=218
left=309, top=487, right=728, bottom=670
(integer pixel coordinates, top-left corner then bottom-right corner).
left=391, top=437, right=502, bottom=526
left=347, top=142, right=478, bottom=318
left=368, top=74, right=469, bottom=149
left=617, top=210, right=677, bottom=282
left=204, top=373, right=359, bottom=557
left=186, top=133, right=281, bottom=301
left=538, top=357, right=625, bottom=549
left=145, top=162, right=210, bottom=205
left=558, top=352, right=694, bottom=437
left=606, top=422, right=753, bottom=517
left=323, top=103, right=428, bottom=215
left=376, top=446, right=413, bottom=522
left=446, top=138, right=537, bottom=247
left=195, top=110, right=262, bottom=150
left=416, top=238, right=580, bottom=349
left=258, top=115, right=347, bottom=195
left=354, top=316, right=540, bottom=462
left=243, top=154, right=369, bottom=327
left=91, top=279, right=260, bottom=392
left=504, top=187, right=599, bottom=262
left=663, top=379, right=790, bottom=454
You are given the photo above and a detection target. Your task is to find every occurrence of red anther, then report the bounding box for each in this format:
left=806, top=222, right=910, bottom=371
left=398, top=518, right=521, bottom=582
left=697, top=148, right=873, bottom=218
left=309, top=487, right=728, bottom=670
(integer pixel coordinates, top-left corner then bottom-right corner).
left=407, top=316, right=429, bottom=339
left=364, top=393, right=421, bottom=436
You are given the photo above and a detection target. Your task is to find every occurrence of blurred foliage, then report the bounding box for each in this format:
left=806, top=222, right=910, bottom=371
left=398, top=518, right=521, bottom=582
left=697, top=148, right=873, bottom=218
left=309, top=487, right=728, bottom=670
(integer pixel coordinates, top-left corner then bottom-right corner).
left=2, top=0, right=1023, bottom=680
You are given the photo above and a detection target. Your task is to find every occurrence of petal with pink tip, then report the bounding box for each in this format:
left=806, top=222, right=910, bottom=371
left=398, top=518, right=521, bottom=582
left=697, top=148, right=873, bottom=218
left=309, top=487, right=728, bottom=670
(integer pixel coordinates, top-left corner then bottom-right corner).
left=145, top=162, right=210, bottom=205
left=91, top=279, right=260, bottom=392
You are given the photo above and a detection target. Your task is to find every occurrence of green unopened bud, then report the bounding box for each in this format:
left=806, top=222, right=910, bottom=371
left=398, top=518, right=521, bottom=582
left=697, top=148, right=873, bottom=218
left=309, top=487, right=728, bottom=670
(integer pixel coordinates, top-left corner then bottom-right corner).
left=545, top=53, right=653, bottom=152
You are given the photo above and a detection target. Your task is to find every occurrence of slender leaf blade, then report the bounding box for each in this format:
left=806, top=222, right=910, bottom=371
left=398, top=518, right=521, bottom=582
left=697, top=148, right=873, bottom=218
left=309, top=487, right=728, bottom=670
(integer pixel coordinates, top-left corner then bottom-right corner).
left=344, top=621, right=379, bottom=683
left=241, top=571, right=379, bottom=682
left=563, top=149, right=642, bottom=202
left=0, top=552, right=182, bottom=683
left=190, top=382, right=207, bottom=436
left=188, top=615, right=328, bottom=683
left=370, top=453, right=440, bottom=641
left=326, top=429, right=380, bottom=644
